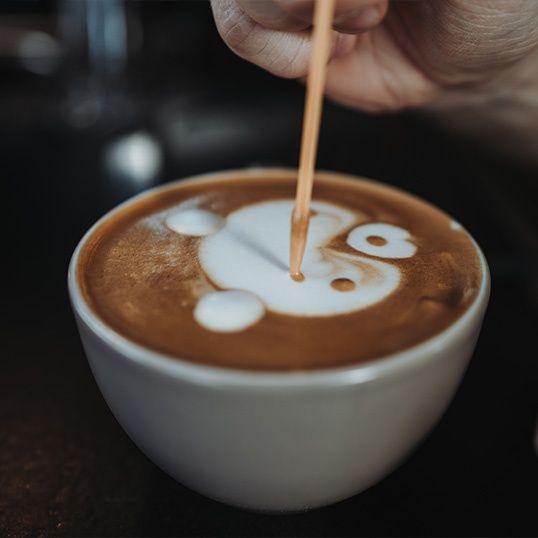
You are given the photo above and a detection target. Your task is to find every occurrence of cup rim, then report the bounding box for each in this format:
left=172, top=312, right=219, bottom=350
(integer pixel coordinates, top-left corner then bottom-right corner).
left=68, top=167, right=490, bottom=388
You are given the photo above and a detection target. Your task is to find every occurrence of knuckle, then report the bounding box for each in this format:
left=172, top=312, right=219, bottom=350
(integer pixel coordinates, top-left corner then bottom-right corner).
left=212, top=0, right=258, bottom=56
left=212, top=0, right=309, bottom=78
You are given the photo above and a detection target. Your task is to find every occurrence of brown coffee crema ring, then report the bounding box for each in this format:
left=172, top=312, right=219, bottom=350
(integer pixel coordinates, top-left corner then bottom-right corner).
left=79, top=173, right=481, bottom=371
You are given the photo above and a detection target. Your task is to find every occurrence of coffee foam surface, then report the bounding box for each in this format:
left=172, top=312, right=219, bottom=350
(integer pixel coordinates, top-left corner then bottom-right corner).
left=78, top=173, right=482, bottom=371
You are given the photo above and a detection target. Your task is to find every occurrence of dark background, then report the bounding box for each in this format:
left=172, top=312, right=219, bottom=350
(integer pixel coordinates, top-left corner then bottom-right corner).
left=1, top=1, right=537, bottom=536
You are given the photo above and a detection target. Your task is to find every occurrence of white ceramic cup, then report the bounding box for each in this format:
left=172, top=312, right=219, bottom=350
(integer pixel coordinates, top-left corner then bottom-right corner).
left=68, top=169, right=490, bottom=512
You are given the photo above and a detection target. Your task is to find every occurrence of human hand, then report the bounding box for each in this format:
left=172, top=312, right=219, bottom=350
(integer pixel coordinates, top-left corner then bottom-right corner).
left=210, top=0, right=538, bottom=112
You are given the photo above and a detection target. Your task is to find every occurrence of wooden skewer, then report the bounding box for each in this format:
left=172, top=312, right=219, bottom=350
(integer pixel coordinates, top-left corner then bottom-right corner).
left=289, top=0, right=336, bottom=281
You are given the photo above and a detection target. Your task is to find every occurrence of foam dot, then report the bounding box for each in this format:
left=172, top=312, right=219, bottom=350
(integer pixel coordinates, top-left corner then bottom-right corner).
left=194, top=290, right=265, bottom=333
left=331, top=278, right=356, bottom=292
left=366, top=235, right=387, bottom=246
left=166, top=209, right=224, bottom=236
left=347, top=223, right=416, bottom=259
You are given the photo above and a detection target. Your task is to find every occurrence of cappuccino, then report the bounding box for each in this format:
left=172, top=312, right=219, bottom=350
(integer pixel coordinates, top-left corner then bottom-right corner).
left=78, top=170, right=481, bottom=370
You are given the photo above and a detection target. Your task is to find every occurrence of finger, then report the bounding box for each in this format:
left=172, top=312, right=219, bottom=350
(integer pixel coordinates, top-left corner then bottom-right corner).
left=211, top=0, right=355, bottom=79
left=332, top=0, right=388, bottom=34
left=276, top=0, right=389, bottom=34
left=324, top=31, right=439, bottom=112
left=236, top=0, right=310, bottom=31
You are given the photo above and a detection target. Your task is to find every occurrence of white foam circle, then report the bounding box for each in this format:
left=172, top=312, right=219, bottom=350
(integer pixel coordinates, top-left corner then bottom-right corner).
left=199, top=200, right=401, bottom=317
left=166, top=209, right=224, bottom=236
left=194, top=290, right=265, bottom=333
left=347, top=223, right=417, bottom=259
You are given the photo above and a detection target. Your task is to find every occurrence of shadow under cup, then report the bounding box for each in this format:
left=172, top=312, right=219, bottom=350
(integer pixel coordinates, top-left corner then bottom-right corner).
left=68, top=168, right=490, bottom=512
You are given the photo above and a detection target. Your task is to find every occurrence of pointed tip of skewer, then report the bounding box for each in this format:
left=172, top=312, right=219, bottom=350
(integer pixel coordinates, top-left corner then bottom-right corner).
left=289, top=206, right=309, bottom=279
left=290, top=271, right=305, bottom=282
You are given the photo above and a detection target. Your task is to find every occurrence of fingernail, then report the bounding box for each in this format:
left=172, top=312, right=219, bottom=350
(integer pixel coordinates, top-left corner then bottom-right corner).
left=334, top=5, right=382, bottom=31
left=353, top=6, right=381, bottom=28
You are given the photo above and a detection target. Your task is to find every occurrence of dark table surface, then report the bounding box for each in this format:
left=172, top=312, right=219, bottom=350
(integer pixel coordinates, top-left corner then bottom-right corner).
left=2, top=2, right=538, bottom=536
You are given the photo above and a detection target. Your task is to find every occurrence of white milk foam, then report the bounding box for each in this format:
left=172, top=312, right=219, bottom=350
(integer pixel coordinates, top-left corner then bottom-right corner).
left=165, top=199, right=417, bottom=332
left=347, top=223, right=417, bottom=258
left=166, top=208, right=224, bottom=236
left=194, top=290, right=264, bottom=332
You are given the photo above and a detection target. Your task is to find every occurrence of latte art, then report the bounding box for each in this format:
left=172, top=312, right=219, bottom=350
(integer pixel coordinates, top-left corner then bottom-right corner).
left=167, top=200, right=406, bottom=332
left=78, top=170, right=481, bottom=371
left=347, top=223, right=417, bottom=259
left=166, top=208, right=224, bottom=236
